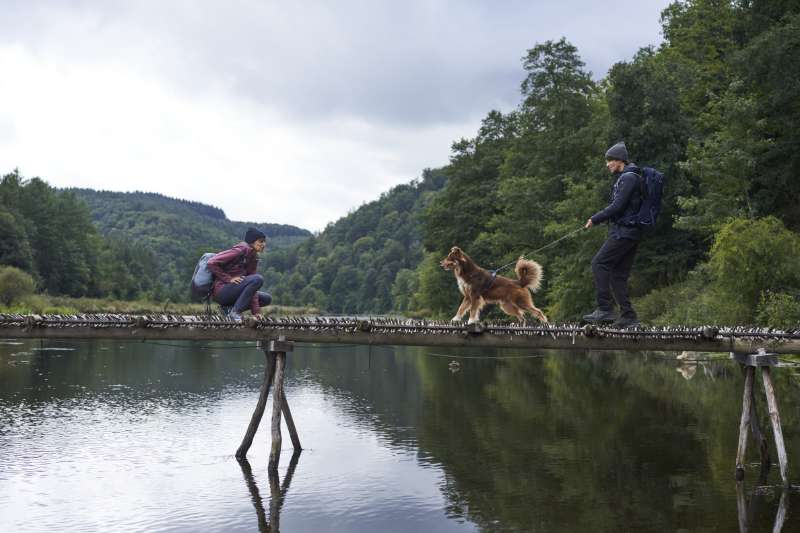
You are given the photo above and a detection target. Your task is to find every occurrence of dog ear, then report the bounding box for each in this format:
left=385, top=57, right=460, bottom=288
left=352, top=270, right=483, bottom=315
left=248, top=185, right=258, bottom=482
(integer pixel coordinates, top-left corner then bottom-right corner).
left=451, top=246, right=462, bottom=256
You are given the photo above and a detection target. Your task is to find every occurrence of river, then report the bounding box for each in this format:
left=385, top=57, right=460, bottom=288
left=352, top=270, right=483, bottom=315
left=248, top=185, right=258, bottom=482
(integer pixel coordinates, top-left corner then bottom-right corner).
left=1, top=339, right=798, bottom=532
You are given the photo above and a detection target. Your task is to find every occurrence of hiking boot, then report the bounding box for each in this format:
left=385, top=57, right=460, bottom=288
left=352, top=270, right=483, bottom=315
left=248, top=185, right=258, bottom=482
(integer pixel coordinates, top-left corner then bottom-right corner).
left=228, top=310, right=243, bottom=322
left=582, top=309, right=616, bottom=324
left=612, top=316, right=641, bottom=329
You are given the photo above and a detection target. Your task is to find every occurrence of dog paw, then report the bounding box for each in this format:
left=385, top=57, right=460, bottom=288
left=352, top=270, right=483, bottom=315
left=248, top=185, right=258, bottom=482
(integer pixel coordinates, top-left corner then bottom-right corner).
left=450, top=316, right=462, bottom=323
left=467, top=319, right=478, bottom=325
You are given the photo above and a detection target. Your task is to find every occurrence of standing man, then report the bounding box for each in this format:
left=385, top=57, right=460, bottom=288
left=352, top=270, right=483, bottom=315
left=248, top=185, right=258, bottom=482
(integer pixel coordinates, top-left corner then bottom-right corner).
left=208, top=228, right=272, bottom=321
left=583, top=141, right=643, bottom=328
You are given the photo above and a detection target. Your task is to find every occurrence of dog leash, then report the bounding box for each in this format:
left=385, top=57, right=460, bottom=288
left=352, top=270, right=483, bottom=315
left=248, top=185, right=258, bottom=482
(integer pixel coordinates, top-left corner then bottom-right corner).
left=491, top=226, right=586, bottom=275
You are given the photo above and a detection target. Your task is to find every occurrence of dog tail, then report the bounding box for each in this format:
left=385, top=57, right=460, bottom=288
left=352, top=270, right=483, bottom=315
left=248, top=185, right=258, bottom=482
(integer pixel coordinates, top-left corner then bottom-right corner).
left=515, top=257, right=543, bottom=292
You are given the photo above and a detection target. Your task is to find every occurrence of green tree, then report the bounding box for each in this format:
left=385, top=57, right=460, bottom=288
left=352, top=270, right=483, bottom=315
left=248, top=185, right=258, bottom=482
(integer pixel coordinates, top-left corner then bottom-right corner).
left=0, top=265, right=36, bottom=305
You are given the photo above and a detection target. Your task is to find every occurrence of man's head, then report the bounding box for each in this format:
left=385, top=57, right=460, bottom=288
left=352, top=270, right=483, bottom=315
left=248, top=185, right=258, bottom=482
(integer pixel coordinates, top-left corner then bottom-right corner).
left=605, top=141, right=628, bottom=173
left=245, top=228, right=268, bottom=252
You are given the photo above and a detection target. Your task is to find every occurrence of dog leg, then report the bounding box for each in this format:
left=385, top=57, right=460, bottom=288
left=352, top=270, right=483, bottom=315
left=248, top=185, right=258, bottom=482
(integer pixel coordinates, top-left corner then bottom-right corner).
left=528, top=304, right=548, bottom=323
left=452, top=297, right=470, bottom=322
left=500, top=302, right=524, bottom=322
left=467, top=298, right=484, bottom=324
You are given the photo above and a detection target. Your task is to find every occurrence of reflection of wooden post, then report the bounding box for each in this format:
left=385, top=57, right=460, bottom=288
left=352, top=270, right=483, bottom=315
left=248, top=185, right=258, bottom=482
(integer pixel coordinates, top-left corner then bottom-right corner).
left=773, top=489, right=789, bottom=532
left=236, top=346, right=277, bottom=459
left=237, top=458, right=269, bottom=531
left=268, top=336, right=294, bottom=472
left=735, top=481, right=747, bottom=533
left=238, top=451, right=302, bottom=533
left=732, top=350, right=789, bottom=486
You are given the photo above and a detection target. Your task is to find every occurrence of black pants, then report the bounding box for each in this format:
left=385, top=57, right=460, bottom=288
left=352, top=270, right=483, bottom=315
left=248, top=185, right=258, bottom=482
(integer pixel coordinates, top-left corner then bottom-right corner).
left=214, top=274, right=272, bottom=313
left=591, top=237, right=639, bottom=318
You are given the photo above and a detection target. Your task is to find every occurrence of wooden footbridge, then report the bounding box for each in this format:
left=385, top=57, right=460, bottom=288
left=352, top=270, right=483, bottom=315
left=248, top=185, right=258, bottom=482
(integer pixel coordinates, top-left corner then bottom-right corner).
left=2, top=313, right=799, bottom=485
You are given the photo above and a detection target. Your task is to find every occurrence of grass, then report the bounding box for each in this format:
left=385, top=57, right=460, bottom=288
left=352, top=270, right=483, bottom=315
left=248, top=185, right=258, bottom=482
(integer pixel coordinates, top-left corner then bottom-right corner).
left=0, top=294, right=318, bottom=316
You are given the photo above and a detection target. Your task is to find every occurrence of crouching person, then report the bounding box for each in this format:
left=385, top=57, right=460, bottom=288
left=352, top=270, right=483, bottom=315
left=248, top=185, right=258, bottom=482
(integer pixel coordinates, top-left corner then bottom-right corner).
left=208, top=228, right=272, bottom=321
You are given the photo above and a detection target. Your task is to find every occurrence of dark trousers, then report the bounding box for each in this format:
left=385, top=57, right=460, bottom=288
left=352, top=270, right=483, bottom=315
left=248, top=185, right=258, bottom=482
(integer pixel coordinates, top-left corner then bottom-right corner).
left=591, top=237, right=639, bottom=318
left=214, top=274, right=272, bottom=313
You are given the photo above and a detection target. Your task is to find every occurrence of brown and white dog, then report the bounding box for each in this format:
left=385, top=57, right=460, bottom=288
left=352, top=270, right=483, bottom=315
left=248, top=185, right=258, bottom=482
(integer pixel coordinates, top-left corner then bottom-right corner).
left=440, top=246, right=548, bottom=324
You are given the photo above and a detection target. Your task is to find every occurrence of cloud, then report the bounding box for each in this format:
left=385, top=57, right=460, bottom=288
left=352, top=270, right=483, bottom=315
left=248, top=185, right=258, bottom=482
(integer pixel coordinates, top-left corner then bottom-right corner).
left=0, top=0, right=670, bottom=230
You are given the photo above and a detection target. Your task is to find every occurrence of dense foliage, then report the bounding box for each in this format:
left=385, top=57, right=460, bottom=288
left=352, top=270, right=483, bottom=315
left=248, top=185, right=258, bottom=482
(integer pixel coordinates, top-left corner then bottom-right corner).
left=0, top=171, right=310, bottom=303
left=411, top=0, right=800, bottom=325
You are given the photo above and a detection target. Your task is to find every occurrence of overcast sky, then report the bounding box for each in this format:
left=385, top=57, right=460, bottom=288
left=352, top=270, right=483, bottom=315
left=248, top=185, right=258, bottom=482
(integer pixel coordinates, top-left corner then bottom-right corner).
left=0, top=0, right=670, bottom=232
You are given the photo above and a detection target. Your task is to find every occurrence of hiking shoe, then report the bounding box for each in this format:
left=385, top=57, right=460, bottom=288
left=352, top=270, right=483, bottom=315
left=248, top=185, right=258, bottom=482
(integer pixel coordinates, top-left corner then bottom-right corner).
left=612, top=316, right=641, bottom=329
left=582, top=309, right=616, bottom=324
left=228, top=310, right=243, bottom=322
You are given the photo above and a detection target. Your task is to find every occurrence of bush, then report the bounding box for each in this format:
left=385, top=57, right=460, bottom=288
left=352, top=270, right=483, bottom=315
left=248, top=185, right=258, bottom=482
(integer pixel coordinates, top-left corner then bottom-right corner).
left=708, top=217, right=800, bottom=323
left=0, top=265, right=36, bottom=305
left=756, top=291, right=800, bottom=329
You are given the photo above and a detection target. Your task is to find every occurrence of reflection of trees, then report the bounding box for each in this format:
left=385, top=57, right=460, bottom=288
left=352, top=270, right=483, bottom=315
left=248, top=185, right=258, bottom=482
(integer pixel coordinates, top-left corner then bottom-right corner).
left=288, top=346, right=800, bottom=531
left=0, top=339, right=266, bottom=406
left=412, top=351, right=800, bottom=532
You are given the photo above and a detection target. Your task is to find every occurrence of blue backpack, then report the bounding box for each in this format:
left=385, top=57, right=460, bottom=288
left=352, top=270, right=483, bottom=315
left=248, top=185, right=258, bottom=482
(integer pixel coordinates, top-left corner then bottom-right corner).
left=619, top=166, right=665, bottom=227
left=190, top=252, right=217, bottom=301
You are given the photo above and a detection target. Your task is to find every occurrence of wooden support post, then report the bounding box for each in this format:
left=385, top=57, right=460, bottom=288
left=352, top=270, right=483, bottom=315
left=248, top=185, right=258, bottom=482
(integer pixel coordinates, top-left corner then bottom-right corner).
left=748, top=377, right=770, bottom=473
left=268, top=351, right=286, bottom=471
left=761, top=366, right=789, bottom=487
left=236, top=348, right=277, bottom=459
left=267, top=336, right=294, bottom=472
left=735, top=365, right=754, bottom=481
left=732, top=349, right=788, bottom=485
left=281, top=393, right=302, bottom=451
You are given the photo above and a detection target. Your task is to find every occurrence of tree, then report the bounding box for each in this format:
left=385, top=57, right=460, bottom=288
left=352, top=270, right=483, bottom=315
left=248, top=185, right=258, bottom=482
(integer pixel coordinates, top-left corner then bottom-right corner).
left=0, top=266, right=36, bottom=306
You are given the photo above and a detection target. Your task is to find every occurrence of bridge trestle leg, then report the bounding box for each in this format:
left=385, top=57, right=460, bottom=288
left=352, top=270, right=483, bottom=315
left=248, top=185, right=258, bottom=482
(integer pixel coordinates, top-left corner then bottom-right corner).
left=235, top=337, right=300, bottom=467
left=732, top=350, right=788, bottom=487
left=236, top=346, right=277, bottom=459
left=760, top=366, right=789, bottom=486
left=735, top=365, right=754, bottom=481
left=268, top=350, right=286, bottom=471
left=268, top=337, right=296, bottom=472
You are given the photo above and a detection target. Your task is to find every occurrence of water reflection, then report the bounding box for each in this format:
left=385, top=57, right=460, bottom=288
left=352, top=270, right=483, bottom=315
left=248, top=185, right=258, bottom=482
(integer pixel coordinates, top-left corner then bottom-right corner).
left=736, top=483, right=790, bottom=532
left=2, top=339, right=800, bottom=532
left=238, top=452, right=301, bottom=533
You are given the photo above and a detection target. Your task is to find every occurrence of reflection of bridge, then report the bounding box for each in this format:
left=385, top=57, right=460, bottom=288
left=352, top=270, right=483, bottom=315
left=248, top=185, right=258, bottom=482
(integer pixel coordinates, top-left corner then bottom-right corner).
left=2, top=313, right=798, bottom=488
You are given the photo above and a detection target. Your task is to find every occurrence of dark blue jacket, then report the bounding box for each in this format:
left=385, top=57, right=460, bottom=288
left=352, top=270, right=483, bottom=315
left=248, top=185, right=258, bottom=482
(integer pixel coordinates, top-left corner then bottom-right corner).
left=590, top=163, right=643, bottom=241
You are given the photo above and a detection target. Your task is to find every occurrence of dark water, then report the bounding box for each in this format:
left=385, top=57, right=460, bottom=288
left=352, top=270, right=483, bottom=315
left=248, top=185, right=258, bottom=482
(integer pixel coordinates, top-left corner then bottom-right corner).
left=1, top=339, right=799, bottom=532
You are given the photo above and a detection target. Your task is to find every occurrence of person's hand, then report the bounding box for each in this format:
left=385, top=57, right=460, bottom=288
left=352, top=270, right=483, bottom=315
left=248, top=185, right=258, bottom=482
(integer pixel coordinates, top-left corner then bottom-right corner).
left=585, top=218, right=594, bottom=229
left=231, top=276, right=244, bottom=284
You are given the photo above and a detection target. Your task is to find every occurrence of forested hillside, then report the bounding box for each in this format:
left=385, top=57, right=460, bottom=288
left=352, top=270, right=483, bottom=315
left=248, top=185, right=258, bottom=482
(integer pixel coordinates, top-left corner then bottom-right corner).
left=264, top=0, right=800, bottom=326
left=411, top=0, right=800, bottom=326
left=0, top=172, right=310, bottom=303
left=261, top=169, right=446, bottom=313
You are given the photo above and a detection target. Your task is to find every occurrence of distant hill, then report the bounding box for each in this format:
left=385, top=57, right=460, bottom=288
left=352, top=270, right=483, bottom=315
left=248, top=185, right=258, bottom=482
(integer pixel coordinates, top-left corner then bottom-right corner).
left=261, top=168, right=447, bottom=313
left=71, top=189, right=310, bottom=247
left=69, top=188, right=312, bottom=300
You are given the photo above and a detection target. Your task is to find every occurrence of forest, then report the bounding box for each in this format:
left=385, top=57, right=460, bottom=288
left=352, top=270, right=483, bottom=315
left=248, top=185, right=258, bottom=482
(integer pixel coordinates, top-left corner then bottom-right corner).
left=0, top=174, right=309, bottom=307
left=2, top=0, right=799, bottom=326
left=262, top=0, right=800, bottom=326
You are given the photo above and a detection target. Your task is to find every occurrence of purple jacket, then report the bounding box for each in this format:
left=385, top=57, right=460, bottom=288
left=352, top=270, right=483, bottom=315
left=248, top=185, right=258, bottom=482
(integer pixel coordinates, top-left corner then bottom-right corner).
left=207, top=242, right=261, bottom=314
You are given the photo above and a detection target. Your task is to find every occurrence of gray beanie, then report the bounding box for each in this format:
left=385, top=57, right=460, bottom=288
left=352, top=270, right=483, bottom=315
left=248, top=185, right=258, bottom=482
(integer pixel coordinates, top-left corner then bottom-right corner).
left=605, top=141, right=629, bottom=162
